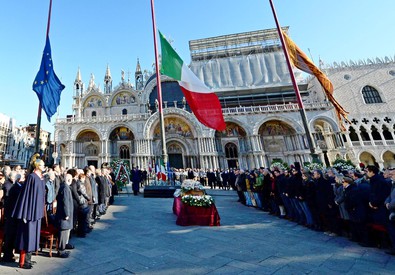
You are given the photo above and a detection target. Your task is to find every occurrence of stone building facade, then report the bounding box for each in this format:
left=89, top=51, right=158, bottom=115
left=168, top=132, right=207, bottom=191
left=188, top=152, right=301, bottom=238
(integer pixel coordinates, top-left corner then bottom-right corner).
left=318, top=58, right=395, bottom=168
left=54, top=28, right=395, bottom=170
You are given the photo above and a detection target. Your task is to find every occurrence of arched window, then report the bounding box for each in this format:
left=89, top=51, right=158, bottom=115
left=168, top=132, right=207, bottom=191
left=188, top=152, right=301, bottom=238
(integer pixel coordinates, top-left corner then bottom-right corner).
left=349, top=126, right=359, bottom=141
left=371, top=126, right=381, bottom=140
left=382, top=125, right=393, bottom=140
left=119, top=145, right=130, bottom=159
left=314, top=126, right=325, bottom=141
left=92, top=111, right=97, bottom=117
left=225, top=143, right=238, bottom=158
left=362, top=86, right=382, bottom=104
left=122, top=109, right=127, bottom=115
left=359, top=126, right=370, bottom=141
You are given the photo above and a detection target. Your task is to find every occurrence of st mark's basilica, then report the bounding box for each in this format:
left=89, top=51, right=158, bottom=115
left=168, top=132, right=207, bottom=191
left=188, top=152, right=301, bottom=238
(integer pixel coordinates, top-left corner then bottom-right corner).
left=54, top=27, right=395, bottom=170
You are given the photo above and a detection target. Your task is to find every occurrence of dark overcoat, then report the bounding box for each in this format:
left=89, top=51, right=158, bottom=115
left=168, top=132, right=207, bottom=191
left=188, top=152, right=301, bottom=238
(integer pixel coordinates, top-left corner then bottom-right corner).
left=55, top=182, right=74, bottom=230
left=344, top=182, right=370, bottom=222
left=130, top=169, right=141, bottom=192
left=12, top=172, right=45, bottom=252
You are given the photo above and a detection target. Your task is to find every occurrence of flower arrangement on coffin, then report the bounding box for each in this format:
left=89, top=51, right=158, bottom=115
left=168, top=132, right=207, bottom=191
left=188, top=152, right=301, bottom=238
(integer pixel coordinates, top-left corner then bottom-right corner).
left=181, top=179, right=204, bottom=191
left=174, top=179, right=206, bottom=198
left=181, top=195, right=215, bottom=208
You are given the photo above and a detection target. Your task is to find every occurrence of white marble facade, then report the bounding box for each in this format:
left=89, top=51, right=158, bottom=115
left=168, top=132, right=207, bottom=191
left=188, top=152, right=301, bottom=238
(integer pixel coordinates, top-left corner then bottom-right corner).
left=54, top=30, right=395, bottom=170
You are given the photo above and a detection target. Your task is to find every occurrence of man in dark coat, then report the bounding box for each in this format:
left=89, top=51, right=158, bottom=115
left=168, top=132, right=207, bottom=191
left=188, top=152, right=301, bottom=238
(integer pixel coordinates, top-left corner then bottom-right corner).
left=130, top=167, right=142, bottom=196
left=53, top=164, right=63, bottom=197
left=207, top=169, right=216, bottom=189
left=2, top=170, right=15, bottom=199
left=88, top=165, right=99, bottom=222
left=187, top=168, right=194, bottom=180
left=12, top=154, right=46, bottom=269
left=68, top=169, right=80, bottom=235
left=313, top=169, right=336, bottom=232
left=274, top=170, right=287, bottom=218
left=229, top=169, right=236, bottom=190
left=2, top=172, right=22, bottom=262
left=221, top=169, right=230, bottom=190
left=235, top=169, right=247, bottom=205
left=366, top=165, right=391, bottom=225
left=344, top=177, right=371, bottom=244
left=96, top=169, right=108, bottom=210
left=55, top=173, right=74, bottom=258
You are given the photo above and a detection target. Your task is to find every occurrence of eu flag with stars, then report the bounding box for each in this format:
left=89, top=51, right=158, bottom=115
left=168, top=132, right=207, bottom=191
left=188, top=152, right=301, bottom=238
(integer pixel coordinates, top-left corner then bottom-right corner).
left=33, top=37, right=65, bottom=122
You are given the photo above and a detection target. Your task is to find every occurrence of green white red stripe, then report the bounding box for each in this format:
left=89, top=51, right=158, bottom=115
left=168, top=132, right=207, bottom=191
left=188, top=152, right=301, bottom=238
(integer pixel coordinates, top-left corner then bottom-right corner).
left=159, top=31, right=226, bottom=131
left=156, top=159, right=166, bottom=181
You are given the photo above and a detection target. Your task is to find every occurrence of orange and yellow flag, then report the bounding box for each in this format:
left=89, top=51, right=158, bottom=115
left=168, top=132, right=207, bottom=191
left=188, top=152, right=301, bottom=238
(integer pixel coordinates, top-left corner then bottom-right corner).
left=282, top=31, right=349, bottom=129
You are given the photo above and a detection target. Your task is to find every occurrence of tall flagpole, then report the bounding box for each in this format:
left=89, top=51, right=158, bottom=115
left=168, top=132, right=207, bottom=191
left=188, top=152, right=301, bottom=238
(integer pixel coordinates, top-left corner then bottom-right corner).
left=35, top=0, right=53, bottom=154
left=268, top=0, right=318, bottom=161
left=150, top=0, right=168, bottom=167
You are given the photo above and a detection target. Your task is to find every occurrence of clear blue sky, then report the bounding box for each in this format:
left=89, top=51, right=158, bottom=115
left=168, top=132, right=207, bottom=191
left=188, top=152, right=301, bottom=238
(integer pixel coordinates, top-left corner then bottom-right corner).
left=1, top=0, right=394, bottom=136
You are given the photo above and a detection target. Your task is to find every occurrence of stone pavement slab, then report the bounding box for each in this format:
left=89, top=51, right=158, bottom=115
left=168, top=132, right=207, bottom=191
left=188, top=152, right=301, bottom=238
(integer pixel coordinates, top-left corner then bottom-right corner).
left=1, top=188, right=394, bottom=274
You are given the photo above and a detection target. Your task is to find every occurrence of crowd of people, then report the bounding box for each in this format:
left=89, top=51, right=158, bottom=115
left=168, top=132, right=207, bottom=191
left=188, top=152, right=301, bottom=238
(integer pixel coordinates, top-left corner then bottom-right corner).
left=227, top=164, right=395, bottom=256
left=2, top=157, right=395, bottom=269
left=167, top=168, right=235, bottom=190
left=0, top=156, right=117, bottom=269
left=165, top=164, right=395, bottom=255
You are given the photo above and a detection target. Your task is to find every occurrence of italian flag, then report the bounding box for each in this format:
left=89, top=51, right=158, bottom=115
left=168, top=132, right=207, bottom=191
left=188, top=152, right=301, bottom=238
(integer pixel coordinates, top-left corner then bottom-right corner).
left=159, top=31, right=226, bottom=131
left=156, top=159, right=166, bottom=181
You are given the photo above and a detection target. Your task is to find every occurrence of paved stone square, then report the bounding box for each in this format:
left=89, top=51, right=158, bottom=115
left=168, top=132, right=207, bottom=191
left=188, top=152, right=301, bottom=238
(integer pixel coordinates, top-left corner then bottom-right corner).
left=1, top=189, right=394, bottom=274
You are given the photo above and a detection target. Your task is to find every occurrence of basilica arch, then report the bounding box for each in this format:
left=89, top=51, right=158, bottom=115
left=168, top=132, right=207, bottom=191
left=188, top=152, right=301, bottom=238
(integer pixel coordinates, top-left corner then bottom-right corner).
left=74, top=130, right=101, bottom=168
left=151, top=115, right=200, bottom=168
left=82, top=92, right=106, bottom=118
left=109, top=90, right=139, bottom=106
left=167, top=140, right=188, bottom=169
left=108, top=126, right=135, bottom=163
left=312, top=117, right=344, bottom=166
left=215, top=122, right=247, bottom=169
left=359, top=151, right=378, bottom=167
left=258, top=119, right=303, bottom=166
left=382, top=150, right=395, bottom=168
